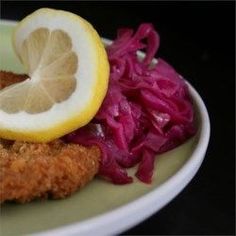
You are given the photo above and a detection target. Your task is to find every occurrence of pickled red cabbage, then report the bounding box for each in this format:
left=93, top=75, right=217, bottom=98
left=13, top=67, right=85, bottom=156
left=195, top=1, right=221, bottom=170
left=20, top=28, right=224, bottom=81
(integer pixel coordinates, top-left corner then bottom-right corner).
left=65, top=23, right=196, bottom=184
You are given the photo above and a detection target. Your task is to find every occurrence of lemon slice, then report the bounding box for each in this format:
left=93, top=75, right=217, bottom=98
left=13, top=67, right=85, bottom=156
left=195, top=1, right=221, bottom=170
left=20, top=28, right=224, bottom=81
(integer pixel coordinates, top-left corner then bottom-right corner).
left=0, top=8, right=109, bottom=142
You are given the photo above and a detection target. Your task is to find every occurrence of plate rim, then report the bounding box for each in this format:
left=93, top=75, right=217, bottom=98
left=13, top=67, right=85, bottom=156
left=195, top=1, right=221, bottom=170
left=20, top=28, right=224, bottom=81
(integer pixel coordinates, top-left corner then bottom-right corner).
left=0, top=19, right=210, bottom=236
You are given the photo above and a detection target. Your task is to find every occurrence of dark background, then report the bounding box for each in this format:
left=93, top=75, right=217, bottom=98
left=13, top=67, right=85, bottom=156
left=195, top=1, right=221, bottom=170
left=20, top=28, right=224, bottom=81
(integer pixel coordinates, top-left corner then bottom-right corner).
left=1, top=1, right=235, bottom=235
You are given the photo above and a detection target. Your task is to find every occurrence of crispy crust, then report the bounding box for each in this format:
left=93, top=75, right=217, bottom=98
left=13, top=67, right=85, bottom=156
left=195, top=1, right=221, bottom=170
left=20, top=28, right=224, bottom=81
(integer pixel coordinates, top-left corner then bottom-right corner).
left=0, top=139, right=100, bottom=203
left=0, top=71, right=101, bottom=203
left=0, top=71, right=27, bottom=89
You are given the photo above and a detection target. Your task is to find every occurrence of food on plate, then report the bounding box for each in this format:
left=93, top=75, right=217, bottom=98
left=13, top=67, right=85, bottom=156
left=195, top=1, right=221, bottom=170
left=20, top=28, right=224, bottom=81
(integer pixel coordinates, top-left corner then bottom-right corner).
left=0, top=71, right=100, bottom=203
left=0, top=71, right=27, bottom=89
left=0, top=8, right=196, bottom=203
left=66, top=23, right=196, bottom=184
left=0, top=138, right=100, bottom=203
left=0, top=8, right=109, bottom=142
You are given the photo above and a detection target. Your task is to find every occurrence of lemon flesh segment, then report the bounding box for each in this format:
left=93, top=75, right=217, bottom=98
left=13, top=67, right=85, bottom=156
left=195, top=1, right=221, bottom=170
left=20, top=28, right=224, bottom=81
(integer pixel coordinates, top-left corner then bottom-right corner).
left=0, top=8, right=109, bottom=142
left=20, top=27, right=50, bottom=74
left=0, top=27, right=78, bottom=114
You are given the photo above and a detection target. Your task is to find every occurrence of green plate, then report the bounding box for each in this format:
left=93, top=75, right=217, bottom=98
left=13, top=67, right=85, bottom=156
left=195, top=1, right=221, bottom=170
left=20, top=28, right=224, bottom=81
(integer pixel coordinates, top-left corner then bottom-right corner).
left=0, top=20, right=201, bottom=236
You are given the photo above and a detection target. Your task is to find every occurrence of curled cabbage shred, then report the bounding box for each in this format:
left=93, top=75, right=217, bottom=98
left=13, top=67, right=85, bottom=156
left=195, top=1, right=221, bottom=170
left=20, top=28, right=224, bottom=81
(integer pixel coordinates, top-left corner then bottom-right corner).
left=65, top=23, right=196, bottom=184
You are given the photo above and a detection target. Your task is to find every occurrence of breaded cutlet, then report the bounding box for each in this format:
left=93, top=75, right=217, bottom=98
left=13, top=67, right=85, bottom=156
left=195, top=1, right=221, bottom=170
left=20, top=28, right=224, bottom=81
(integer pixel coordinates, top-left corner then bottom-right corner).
left=0, top=71, right=27, bottom=89
left=0, top=71, right=101, bottom=203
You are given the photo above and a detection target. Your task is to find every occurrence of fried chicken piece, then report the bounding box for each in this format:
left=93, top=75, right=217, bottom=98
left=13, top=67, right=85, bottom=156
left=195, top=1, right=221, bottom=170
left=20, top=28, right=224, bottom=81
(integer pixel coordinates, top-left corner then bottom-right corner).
left=0, top=71, right=101, bottom=203
left=0, top=140, right=100, bottom=203
left=0, top=71, right=27, bottom=89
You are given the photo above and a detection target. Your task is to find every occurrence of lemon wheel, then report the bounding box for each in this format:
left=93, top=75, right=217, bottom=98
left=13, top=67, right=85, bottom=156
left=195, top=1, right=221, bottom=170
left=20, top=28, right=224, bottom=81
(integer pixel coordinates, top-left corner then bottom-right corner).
left=0, top=8, right=109, bottom=142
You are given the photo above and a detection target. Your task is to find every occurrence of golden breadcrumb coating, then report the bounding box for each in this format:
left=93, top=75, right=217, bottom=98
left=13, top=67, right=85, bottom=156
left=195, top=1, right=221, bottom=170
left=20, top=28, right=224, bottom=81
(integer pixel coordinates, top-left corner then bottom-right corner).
left=0, top=71, right=27, bottom=89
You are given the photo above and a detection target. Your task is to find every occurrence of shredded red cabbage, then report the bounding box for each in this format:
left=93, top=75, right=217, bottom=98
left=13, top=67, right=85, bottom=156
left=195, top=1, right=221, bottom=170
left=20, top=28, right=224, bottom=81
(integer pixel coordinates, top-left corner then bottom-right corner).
left=65, top=23, right=196, bottom=184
